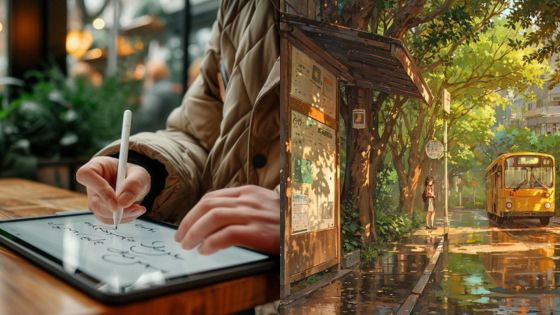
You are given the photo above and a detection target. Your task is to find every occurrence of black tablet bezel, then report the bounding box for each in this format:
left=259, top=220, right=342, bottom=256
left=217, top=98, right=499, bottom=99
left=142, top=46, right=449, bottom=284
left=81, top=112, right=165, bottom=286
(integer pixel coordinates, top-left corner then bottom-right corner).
left=0, top=213, right=278, bottom=305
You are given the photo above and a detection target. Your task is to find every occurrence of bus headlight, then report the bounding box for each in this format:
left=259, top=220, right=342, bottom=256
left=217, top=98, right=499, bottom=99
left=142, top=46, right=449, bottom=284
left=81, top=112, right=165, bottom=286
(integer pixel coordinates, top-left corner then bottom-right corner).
left=545, top=202, right=551, bottom=209
left=506, top=202, right=513, bottom=209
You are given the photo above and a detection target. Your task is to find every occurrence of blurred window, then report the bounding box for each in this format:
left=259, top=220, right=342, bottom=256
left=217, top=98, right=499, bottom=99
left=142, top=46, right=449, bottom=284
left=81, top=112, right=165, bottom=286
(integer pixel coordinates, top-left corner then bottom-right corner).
left=66, top=0, right=218, bottom=131
left=66, top=0, right=217, bottom=88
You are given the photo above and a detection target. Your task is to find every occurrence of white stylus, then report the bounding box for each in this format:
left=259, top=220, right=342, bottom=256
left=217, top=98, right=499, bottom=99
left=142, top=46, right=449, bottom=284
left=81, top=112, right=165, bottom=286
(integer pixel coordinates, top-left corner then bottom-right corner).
left=114, top=110, right=132, bottom=229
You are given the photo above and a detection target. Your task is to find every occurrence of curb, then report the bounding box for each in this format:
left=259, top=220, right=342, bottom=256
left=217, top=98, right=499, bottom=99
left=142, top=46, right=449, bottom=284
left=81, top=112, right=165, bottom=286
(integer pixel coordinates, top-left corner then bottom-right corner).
left=396, top=236, right=444, bottom=315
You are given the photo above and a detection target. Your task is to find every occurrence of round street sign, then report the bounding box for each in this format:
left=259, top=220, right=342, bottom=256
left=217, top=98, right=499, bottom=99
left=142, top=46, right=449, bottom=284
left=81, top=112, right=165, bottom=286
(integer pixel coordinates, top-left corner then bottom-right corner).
left=425, top=140, right=444, bottom=159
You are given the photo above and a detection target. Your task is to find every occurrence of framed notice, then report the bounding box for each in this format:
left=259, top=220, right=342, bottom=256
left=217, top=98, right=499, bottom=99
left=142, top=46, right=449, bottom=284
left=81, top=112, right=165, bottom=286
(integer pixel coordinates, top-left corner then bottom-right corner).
left=290, top=110, right=336, bottom=234
left=352, top=109, right=366, bottom=129
left=290, top=47, right=337, bottom=118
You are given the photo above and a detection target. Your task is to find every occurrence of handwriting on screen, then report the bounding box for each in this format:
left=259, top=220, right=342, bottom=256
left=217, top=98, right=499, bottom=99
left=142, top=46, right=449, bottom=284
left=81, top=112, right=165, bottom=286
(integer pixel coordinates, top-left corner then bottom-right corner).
left=48, top=221, right=182, bottom=274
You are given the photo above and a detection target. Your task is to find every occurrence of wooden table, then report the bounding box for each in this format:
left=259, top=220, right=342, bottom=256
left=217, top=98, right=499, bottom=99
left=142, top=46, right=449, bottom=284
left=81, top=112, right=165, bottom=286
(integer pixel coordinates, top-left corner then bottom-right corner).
left=0, top=179, right=278, bottom=314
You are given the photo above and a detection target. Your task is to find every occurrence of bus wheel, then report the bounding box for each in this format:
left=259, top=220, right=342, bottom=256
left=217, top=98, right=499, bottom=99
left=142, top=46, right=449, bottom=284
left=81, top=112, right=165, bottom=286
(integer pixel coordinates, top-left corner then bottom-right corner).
left=540, top=217, right=550, bottom=226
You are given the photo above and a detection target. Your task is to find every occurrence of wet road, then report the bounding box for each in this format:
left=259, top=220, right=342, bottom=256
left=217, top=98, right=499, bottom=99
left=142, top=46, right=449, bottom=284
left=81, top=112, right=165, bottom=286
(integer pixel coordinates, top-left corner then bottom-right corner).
left=281, top=209, right=560, bottom=314
left=414, top=209, right=560, bottom=314
left=281, top=225, right=441, bottom=314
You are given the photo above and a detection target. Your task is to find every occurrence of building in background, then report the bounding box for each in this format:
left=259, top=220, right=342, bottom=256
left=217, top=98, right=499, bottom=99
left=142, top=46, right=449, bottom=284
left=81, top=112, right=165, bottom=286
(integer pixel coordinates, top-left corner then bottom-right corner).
left=502, top=56, right=560, bottom=135
left=524, top=78, right=560, bottom=135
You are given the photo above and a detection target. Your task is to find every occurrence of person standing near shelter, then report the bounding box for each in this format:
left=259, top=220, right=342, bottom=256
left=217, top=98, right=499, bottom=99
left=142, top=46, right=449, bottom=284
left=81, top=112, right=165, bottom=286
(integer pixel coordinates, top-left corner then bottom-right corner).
left=76, top=0, right=281, bottom=256
left=423, top=176, right=436, bottom=229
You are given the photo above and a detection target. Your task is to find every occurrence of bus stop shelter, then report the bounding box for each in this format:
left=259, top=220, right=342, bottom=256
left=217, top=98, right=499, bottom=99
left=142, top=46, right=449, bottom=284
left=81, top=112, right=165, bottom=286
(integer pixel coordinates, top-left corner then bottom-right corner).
left=279, top=12, right=433, bottom=297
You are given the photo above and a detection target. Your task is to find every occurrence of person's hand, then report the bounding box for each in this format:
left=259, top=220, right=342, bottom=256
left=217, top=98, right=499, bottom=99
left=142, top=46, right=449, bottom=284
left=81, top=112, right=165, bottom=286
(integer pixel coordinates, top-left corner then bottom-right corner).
left=174, top=185, right=280, bottom=255
left=76, top=156, right=151, bottom=225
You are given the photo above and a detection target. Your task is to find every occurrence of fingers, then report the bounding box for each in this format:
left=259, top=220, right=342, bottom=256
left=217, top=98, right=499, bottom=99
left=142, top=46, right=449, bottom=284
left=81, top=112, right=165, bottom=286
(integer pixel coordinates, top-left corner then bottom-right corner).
left=178, top=207, right=250, bottom=250
left=174, top=185, right=280, bottom=255
left=77, top=159, right=118, bottom=209
left=77, top=156, right=151, bottom=225
left=91, top=203, right=147, bottom=225
left=197, top=223, right=279, bottom=255
left=174, top=196, right=262, bottom=242
left=197, top=225, right=252, bottom=255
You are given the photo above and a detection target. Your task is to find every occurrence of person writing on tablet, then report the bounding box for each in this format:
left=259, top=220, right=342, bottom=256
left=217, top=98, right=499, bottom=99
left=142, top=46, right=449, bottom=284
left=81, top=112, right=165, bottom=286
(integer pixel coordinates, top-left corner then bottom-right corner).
left=76, top=0, right=280, bottom=256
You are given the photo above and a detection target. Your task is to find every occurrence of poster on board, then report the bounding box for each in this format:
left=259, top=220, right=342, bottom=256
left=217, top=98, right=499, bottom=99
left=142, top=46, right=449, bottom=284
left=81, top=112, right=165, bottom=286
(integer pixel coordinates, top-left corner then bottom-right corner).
left=290, top=111, right=336, bottom=234
left=290, top=47, right=337, bottom=118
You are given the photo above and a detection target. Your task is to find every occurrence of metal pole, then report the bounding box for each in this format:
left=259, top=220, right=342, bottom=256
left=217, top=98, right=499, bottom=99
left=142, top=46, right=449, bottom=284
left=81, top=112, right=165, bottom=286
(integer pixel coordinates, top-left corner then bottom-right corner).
left=444, top=114, right=449, bottom=236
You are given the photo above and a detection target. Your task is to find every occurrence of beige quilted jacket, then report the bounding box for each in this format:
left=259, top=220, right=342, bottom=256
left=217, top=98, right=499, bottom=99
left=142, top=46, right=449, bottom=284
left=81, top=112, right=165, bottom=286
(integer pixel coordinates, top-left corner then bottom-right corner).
left=98, top=0, right=280, bottom=224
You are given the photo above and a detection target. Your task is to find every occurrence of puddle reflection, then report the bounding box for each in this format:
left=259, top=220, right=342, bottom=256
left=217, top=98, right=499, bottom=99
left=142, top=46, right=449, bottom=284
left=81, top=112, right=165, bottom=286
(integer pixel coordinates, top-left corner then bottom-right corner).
left=415, top=209, right=560, bottom=314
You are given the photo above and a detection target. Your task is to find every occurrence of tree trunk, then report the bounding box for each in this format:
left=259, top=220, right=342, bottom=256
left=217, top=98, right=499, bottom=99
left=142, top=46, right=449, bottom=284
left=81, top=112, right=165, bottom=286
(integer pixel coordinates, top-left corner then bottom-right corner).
left=401, top=162, right=423, bottom=215
left=393, top=147, right=423, bottom=215
left=347, top=86, right=376, bottom=243
left=340, top=88, right=353, bottom=204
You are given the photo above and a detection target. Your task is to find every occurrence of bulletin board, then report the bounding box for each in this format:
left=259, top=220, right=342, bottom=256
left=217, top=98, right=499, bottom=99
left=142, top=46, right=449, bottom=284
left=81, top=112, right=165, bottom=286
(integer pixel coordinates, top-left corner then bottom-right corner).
left=280, top=38, right=341, bottom=297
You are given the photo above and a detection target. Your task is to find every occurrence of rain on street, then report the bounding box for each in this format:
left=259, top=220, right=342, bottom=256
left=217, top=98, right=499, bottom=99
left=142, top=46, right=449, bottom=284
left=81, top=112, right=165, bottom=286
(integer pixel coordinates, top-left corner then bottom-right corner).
left=415, top=209, right=560, bottom=314
left=282, top=208, right=560, bottom=314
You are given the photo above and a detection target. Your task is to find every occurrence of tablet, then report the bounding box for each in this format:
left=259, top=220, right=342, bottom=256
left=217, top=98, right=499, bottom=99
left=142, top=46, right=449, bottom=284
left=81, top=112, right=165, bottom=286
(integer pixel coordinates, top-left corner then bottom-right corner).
left=0, top=213, right=276, bottom=304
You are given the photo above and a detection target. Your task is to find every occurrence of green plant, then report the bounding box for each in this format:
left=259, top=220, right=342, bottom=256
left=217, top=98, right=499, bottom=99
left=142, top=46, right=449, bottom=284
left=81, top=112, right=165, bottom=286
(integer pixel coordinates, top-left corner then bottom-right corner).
left=376, top=211, right=414, bottom=242
left=2, top=67, right=140, bottom=160
left=361, top=243, right=382, bottom=262
left=374, top=167, right=398, bottom=211
left=341, top=194, right=362, bottom=253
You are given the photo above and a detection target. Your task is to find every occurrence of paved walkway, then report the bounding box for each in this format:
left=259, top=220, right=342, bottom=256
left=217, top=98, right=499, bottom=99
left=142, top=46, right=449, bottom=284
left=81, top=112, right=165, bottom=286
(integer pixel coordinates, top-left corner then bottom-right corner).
left=280, top=221, right=446, bottom=314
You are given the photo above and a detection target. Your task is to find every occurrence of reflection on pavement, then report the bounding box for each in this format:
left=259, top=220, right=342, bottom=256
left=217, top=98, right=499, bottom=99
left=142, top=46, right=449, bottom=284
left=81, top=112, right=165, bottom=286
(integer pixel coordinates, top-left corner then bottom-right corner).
left=414, top=209, right=560, bottom=314
left=281, top=209, right=560, bottom=314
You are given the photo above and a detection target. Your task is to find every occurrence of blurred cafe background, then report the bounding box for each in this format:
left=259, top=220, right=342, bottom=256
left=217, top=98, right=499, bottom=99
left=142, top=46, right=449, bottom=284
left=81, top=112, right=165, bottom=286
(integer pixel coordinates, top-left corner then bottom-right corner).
left=0, top=0, right=218, bottom=191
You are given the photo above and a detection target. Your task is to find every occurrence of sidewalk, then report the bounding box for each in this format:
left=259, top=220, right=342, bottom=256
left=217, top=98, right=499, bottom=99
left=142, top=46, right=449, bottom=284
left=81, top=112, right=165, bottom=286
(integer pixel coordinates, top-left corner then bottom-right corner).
left=279, top=225, right=445, bottom=314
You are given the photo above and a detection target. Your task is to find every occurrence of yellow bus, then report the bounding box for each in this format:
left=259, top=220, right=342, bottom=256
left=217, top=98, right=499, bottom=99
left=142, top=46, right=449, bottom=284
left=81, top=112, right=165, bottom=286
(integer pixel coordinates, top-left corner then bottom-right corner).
left=485, top=152, right=555, bottom=225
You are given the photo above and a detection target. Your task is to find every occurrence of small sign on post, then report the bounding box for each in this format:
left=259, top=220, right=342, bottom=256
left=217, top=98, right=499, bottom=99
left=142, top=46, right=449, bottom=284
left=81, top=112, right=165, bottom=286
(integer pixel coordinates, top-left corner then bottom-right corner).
left=425, top=140, right=444, bottom=159
left=443, top=89, right=451, bottom=115
left=352, top=109, right=366, bottom=129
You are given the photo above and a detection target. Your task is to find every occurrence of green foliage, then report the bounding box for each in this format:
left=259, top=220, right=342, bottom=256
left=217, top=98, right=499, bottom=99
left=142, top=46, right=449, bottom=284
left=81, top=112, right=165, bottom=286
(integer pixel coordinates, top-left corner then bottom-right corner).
left=413, top=5, right=480, bottom=65
left=1, top=68, right=140, bottom=160
left=506, top=0, right=560, bottom=67
left=376, top=211, right=414, bottom=242
left=361, top=242, right=383, bottom=262
left=341, top=194, right=362, bottom=253
left=374, top=167, right=398, bottom=211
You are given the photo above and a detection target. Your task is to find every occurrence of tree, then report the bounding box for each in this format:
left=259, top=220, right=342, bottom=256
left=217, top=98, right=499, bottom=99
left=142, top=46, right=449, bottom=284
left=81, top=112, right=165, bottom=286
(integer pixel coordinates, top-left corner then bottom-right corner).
left=390, top=14, right=548, bottom=214
left=325, top=0, right=459, bottom=242
left=506, top=0, right=560, bottom=86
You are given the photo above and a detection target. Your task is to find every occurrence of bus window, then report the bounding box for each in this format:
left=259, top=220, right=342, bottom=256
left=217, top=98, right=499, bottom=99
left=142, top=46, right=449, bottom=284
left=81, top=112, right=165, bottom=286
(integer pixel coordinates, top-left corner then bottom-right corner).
left=531, top=166, right=553, bottom=188
left=505, top=166, right=528, bottom=189
left=505, top=157, right=553, bottom=189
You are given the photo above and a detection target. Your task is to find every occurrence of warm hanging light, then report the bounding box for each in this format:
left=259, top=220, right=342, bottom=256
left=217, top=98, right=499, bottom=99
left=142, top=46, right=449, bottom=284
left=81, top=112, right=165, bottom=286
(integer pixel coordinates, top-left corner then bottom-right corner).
left=66, top=30, right=93, bottom=59
left=92, top=18, right=105, bottom=30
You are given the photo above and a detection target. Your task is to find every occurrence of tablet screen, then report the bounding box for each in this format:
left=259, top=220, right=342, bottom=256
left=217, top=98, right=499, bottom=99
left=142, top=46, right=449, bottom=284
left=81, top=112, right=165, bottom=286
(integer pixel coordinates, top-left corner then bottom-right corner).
left=0, top=213, right=268, bottom=294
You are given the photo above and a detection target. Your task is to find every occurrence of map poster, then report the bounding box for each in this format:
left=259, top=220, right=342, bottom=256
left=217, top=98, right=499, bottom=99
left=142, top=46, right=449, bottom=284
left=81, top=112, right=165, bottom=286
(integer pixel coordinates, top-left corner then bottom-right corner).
left=290, top=46, right=337, bottom=119
left=290, top=110, right=336, bottom=234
